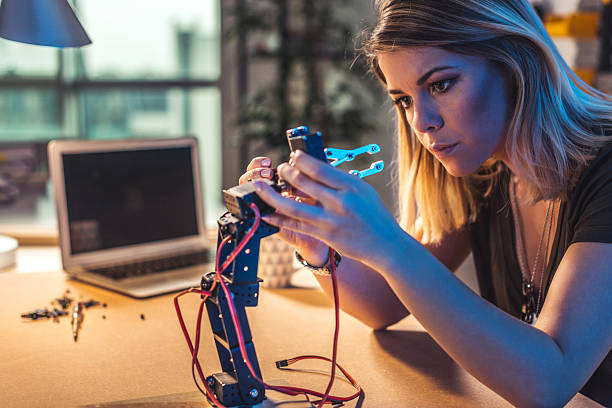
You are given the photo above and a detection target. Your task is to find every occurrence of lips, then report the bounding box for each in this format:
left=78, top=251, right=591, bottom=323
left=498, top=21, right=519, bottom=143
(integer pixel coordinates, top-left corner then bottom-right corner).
left=430, top=142, right=458, bottom=152
left=429, top=142, right=459, bottom=159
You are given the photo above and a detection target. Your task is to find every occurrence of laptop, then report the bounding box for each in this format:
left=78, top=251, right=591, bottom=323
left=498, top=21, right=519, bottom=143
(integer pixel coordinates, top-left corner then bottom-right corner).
left=47, top=137, right=215, bottom=298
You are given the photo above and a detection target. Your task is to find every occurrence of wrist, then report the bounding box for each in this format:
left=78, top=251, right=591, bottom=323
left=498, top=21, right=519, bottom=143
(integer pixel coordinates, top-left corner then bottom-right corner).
left=295, top=244, right=329, bottom=267
left=363, top=226, right=417, bottom=272
left=295, top=249, right=341, bottom=276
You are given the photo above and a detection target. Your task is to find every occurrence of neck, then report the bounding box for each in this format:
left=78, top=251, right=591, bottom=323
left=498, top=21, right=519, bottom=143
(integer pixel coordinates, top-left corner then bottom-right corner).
left=494, top=153, right=530, bottom=199
left=491, top=144, right=525, bottom=184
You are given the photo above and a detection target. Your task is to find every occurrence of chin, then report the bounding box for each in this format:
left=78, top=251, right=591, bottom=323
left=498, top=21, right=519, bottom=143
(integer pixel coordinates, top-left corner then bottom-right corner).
left=439, top=159, right=481, bottom=178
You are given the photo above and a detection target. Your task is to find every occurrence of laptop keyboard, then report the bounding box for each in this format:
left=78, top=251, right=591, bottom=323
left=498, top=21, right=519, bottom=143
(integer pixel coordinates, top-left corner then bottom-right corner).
left=89, top=250, right=209, bottom=280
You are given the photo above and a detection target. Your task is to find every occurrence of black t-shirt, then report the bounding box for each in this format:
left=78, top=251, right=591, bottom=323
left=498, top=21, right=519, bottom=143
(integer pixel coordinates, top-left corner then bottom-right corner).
left=469, top=143, right=612, bottom=406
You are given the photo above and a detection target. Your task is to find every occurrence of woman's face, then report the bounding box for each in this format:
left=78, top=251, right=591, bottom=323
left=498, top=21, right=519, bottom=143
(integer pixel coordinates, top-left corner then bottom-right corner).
left=377, top=47, right=512, bottom=176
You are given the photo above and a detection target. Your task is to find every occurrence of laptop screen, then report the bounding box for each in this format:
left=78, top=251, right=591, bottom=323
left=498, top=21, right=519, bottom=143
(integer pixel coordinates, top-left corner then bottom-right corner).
left=62, top=147, right=199, bottom=255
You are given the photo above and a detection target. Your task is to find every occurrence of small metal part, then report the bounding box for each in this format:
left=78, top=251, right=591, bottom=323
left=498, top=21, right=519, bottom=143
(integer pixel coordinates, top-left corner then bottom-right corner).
left=325, top=143, right=381, bottom=167
left=286, top=126, right=327, bottom=162
left=82, top=299, right=100, bottom=308
left=349, top=160, right=385, bottom=179
left=21, top=307, right=68, bottom=320
left=71, top=302, right=83, bottom=342
left=55, top=295, right=73, bottom=310
left=249, top=388, right=259, bottom=399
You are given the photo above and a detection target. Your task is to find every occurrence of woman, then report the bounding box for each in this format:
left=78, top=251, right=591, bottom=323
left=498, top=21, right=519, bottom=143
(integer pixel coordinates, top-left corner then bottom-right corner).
left=240, top=1, right=612, bottom=406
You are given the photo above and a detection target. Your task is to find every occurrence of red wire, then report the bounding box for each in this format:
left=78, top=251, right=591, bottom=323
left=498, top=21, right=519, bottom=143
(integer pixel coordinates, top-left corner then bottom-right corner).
left=316, top=246, right=340, bottom=407
left=276, top=355, right=361, bottom=402
left=174, top=203, right=360, bottom=406
left=213, top=205, right=358, bottom=403
left=281, top=355, right=359, bottom=387
left=213, top=206, right=304, bottom=397
left=173, top=288, right=222, bottom=407
left=173, top=207, right=264, bottom=408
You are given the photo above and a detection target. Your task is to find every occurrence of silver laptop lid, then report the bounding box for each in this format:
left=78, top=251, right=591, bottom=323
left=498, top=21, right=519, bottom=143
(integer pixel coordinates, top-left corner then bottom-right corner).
left=48, top=137, right=208, bottom=272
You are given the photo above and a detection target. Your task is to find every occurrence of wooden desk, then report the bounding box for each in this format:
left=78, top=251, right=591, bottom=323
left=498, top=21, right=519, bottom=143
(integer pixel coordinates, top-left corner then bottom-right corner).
left=0, top=247, right=600, bottom=408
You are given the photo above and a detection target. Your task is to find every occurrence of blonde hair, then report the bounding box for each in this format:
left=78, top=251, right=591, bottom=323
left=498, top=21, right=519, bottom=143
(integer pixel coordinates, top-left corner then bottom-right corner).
left=363, top=0, right=612, bottom=244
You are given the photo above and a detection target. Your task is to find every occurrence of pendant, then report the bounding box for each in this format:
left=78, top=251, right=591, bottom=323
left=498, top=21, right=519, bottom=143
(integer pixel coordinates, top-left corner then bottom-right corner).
left=521, top=281, right=533, bottom=297
left=520, top=281, right=536, bottom=324
left=521, top=303, right=535, bottom=324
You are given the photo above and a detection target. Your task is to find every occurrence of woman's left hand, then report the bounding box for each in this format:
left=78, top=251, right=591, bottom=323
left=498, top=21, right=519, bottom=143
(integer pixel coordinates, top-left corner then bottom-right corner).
left=252, top=150, right=407, bottom=267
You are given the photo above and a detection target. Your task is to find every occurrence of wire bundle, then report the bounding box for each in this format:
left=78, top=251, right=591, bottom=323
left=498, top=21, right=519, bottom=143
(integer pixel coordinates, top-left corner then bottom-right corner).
left=174, top=203, right=360, bottom=407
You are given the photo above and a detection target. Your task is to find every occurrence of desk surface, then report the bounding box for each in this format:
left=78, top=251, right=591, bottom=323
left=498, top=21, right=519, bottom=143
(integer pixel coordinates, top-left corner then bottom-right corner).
left=0, top=247, right=600, bottom=408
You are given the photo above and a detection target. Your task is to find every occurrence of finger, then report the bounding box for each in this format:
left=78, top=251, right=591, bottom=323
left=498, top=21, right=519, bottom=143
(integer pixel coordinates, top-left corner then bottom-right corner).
left=239, top=168, right=274, bottom=185
left=291, top=150, right=356, bottom=191
left=262, top=213, right=334, bottom=249
left=277, top=163, right=341, bottom=210
left=246, top=157, right=272, bottom=172
left=253, top=180, right=326, bottom=226
left=261, top=213, right=319, bottom=237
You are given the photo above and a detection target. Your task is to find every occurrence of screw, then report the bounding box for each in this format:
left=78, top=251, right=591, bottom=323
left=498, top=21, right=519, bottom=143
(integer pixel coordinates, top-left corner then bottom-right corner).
left=249, top=388, right=259, bottom=399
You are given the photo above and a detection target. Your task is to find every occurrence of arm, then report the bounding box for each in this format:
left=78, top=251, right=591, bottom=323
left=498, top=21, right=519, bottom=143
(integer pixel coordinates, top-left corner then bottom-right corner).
left=373, top=237, right=612, bottom=408
left=241, top=154, right=472, bottom=329
left=252, top=151, right=612, bottom=407
left=307, top=226, right=471, bottom=330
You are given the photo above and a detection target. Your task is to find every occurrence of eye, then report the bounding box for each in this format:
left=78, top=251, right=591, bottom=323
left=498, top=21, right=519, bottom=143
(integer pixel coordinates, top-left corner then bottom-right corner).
left=431, top=78, right=454, bottom=94
left=393, top=95, right=413, bottom=110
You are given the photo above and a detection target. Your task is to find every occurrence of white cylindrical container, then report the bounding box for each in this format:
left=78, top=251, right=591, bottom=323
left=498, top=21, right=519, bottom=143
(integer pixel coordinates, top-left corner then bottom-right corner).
left=0, top=235, right=18, bottom=270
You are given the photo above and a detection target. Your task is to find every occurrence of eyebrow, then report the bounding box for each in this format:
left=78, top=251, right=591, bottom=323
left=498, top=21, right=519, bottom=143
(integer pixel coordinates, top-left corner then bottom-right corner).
left=388, top=65, right=458, bottom=94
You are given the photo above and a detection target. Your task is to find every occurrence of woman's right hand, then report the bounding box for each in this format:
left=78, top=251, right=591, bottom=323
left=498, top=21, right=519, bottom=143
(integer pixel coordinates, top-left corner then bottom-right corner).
left=239, top=156, right=330, bottom=266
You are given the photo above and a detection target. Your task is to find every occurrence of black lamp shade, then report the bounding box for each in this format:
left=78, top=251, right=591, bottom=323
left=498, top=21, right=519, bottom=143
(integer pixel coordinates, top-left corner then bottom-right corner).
left=0, top=0, right=91, bottom=48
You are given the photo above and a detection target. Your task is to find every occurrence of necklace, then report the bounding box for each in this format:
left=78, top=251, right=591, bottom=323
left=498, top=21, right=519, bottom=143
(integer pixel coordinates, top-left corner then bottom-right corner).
left=509, top=177, right=555, bottom=324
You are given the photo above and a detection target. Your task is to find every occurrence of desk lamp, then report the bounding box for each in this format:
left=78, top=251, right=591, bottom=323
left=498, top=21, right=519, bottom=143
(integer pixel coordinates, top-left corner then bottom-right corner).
left=0, top=0, right=91, bottom=47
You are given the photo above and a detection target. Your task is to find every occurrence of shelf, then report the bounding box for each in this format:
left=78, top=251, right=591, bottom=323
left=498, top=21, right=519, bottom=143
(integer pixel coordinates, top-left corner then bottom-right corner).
left=545, top=12, right=600, bottom=38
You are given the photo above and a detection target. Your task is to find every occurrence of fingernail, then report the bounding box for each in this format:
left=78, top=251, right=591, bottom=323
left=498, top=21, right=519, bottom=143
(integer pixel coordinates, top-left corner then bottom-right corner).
left=289, top=157, right=295, bottom=167
left=262, top=158, right=271, bottom=167
left=261, top=169, right=271, bottom=177
left=290, top=151, right=295, bottom=158
left=253, top=181, right=262, bottom=192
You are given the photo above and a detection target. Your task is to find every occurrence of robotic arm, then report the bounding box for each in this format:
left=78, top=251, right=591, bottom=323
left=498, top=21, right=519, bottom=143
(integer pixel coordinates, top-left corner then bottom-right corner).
left=199, top=126, right=381, bottom=407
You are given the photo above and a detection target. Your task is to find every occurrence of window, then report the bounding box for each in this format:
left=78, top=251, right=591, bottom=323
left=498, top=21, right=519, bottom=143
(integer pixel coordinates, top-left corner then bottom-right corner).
left=0, top=0, right=223, bottom=225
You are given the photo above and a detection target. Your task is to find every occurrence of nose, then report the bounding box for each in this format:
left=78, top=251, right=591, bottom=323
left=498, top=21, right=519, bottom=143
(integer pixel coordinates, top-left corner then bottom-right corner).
left=410, top=100, right=444, bottom=134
